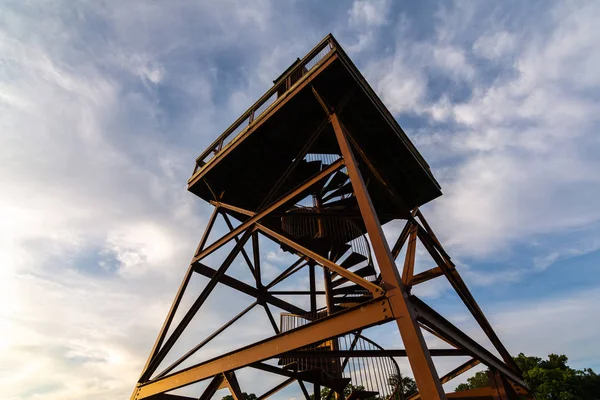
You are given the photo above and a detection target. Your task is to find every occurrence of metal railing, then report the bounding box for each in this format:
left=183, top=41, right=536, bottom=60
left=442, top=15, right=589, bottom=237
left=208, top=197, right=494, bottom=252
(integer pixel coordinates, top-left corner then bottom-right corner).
left=192, top=36, right=337, bottom=176
left=279, top=313, right=401, bottom=400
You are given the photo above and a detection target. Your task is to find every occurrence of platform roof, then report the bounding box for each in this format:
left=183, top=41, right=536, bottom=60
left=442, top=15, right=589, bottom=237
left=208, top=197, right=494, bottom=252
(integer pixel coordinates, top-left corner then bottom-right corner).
left=188, top=34, right=441, bottom=218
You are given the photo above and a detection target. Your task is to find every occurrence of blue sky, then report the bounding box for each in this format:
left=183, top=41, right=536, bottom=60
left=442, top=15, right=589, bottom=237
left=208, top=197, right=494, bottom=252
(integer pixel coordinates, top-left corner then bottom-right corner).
left=2, top=0, right=600, bottom=399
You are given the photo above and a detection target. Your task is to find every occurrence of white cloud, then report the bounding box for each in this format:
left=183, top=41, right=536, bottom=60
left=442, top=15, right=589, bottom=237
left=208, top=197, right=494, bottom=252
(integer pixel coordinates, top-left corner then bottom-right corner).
left=348, top=0, right=389, bottom=27
left=476, top=287, right=600, bottom=370
left=3, top=1, right=600, bottom=399
left=432, top=45, right=474, bottom=80
left=365, top=1, right=600, bottom=261
left=0, top=1, right=289, bottom=399
left=473, top=31, right=515, bottom=60
left=366, top=44, right=428, bottom=114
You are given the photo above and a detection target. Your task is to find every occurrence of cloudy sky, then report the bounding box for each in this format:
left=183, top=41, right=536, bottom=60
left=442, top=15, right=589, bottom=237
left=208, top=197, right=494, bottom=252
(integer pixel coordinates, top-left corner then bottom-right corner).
left=2, top=0, right=600, bottom=399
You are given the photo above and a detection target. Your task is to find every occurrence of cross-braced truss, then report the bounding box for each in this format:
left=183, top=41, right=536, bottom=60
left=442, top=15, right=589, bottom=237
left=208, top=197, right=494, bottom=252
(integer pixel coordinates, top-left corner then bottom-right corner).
left=129, top=107, right=533, bottom=400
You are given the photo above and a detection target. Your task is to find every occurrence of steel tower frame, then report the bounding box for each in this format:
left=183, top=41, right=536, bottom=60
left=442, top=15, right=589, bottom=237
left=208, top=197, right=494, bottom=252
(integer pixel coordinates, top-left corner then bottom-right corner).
left=129, top=35, right=533, bottom=400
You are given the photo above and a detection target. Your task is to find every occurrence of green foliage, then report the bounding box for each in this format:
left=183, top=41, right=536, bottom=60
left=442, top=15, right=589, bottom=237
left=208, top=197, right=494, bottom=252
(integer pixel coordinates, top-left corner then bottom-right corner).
left=454, top=353, right=600, bottom=400
left=454, top=371, right=489, bottom=392
left=221, top=393, right=257, bottom=400
left=307, top=374, right=417, bottom=400
left=309, top=384, right=372, bottom=400
left=389, top=372, right=417, bottom=399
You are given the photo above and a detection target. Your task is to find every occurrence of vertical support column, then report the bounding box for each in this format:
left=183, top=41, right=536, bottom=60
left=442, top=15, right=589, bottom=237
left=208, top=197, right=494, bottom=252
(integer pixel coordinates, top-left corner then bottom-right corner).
left=309, top=264, right=320, bottom=400
left=253, top=232, right=261, bottom=288
left=331, top=113, right=446, bottom=400
left=309, top=264, right=317, bottom=317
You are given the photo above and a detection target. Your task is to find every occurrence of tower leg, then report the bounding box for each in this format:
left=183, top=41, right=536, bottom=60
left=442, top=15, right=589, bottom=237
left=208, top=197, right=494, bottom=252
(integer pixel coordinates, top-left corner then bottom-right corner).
left=331, top=113, right=446, bottom=400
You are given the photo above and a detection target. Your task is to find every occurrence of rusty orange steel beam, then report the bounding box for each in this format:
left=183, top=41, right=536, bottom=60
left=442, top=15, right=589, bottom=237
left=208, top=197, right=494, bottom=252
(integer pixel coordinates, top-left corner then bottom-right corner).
left=445, top=387, right=495, bottom=398
left=412, top=266, right=445, bottom=286
left=258, top=224, right=383, bottom=296
left=133, top=298, right=394, bottom=399
left=331, top=112, right=446, bottom=400
left=407, top=359, right=481, bottom=400
left=213, top=202, right=384, bottom=295
left=411, top=295, right=526, bottom=387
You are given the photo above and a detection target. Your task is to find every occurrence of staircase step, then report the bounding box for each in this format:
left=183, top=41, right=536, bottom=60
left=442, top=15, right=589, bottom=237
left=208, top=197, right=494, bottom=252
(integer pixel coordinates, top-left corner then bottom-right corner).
left=333, top=296, right=371, bottom=304
left=330, top=243, right=351, bottom=262
left=279, top=359, right=298, bottom=368
left=280, top=160, right=323, bottom=194
left=321, top=171, right=348, bottom=194
left=307, top=236, right=332, bottom=256
left=322, top=182, right=353, bottom=202
left=331, top=265, right=377, bottom=288
left=331, top=284, right=370, bottom=296
left=346, top=390, right=379, bottom=400
left=296, top=371, right=350, bottom=393
left=340, top=252, right=367, bottom=269
left=336, top=302, right=364, bottom=309
left=353, top=264, right=377, bottom=277
left=322, top=196, right=357, bottom=209
left=298, top=160, right=322, bottom=175
left=323, top=182, right=353, bottom=203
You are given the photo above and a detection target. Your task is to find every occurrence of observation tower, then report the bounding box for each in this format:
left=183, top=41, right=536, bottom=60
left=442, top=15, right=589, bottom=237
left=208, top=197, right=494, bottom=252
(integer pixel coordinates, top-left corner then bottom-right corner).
left=130, top=35, right=532, bottom=400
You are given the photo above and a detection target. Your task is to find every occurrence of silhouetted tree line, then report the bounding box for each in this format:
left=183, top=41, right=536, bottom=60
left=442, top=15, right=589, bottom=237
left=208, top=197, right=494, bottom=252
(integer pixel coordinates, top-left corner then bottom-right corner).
left=455, top=353, right=600, bottom=399
left=221, top=354, right=600, bottom=400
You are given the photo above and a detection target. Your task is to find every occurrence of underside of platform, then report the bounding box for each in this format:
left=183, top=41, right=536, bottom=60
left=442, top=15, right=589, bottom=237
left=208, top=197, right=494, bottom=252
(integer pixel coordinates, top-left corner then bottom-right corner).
left=187, top=35, right=441, bottom=219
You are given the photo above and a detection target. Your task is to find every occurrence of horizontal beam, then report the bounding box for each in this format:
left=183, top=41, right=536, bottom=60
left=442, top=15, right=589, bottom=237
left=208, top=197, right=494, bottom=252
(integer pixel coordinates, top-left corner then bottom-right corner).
left=412, top=266, right=444, bottom=286
left=446, top=387, right=495, bottom=398
left=136, top=299, right=393, bottom=398
left=280, top=349, right=470, bottom=358
left=193, top=263, right=307, bottom=316
left=411, top=295, right=526, bottom=387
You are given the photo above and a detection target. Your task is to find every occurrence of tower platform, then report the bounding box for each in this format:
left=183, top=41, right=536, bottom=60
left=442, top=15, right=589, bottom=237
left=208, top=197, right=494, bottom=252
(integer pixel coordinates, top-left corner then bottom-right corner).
left=187, top=34, right=441, bottom=218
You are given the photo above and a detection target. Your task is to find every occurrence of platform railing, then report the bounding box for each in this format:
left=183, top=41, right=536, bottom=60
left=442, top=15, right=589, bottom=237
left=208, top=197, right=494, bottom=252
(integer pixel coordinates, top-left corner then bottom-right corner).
left=192, top=35, right=336, bottom=176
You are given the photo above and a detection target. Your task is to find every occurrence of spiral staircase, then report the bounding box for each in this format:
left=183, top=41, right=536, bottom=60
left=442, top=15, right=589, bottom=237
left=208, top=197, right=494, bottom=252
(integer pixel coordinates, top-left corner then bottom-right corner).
left=277, top=154, right=402, bottom=400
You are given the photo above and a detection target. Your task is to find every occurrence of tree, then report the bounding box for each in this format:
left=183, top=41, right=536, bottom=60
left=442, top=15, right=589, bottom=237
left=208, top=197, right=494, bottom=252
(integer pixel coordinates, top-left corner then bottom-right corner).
left=454, top=353, right=600, bottom=400
left=309, top=384, right=371, bottom=400
left=454, top=371, right=489, bottom=393
left=388, top=372, right=417, bottom=400
left=221, top=393, right=257, bottom=400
